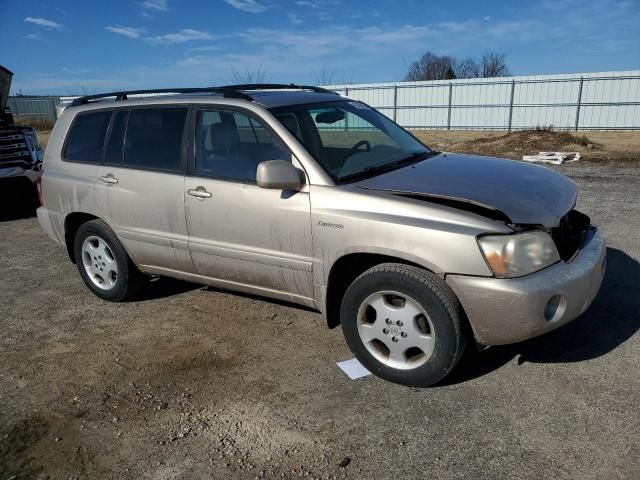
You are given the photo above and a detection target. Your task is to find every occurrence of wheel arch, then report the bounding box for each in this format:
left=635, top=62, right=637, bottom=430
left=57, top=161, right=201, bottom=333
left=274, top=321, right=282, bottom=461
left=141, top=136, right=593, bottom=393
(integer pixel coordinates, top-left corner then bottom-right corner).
left=323, top=252, right=439, bottom=329
left=64, top=212, right=101, bottom=263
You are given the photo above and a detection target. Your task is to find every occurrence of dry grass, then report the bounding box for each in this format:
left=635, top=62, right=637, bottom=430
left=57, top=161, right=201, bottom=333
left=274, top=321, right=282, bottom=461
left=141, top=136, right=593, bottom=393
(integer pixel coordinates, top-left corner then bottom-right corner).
left=14, top=116, right=54, bottom=131
left=413, top=129, right=640, bottom=165
left=34, top=130, right=50, bottom=148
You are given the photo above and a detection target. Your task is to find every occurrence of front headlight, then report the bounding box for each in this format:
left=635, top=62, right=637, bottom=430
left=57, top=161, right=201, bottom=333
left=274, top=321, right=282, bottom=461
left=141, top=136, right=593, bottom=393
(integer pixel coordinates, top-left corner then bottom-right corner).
left=478, top=230, right=560, bottom=278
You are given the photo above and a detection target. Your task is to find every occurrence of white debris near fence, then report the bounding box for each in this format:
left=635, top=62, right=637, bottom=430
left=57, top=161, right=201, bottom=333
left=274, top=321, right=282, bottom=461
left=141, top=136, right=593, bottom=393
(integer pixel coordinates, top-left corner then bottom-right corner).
left=522, top=152, right=582, bottom=165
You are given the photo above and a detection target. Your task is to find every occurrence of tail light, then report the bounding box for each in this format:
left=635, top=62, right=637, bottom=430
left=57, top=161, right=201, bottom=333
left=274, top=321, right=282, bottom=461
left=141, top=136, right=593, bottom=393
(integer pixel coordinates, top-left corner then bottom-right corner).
left=36, top=169, right=44, bottom=207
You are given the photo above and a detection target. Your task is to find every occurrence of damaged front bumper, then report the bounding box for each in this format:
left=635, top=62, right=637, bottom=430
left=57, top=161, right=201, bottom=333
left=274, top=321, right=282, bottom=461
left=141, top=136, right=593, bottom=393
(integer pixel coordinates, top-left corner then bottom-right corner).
left=446, top=227, right=606, bottom=346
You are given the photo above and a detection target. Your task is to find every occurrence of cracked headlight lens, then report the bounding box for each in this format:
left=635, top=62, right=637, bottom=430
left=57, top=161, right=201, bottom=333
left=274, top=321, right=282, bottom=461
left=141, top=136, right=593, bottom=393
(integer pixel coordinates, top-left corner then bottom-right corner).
left=478, top=230, right=560, bottom=278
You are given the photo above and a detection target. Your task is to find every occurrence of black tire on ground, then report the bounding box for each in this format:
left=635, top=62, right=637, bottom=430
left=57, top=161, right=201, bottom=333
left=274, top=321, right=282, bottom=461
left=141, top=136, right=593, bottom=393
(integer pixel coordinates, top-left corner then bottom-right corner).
left=340, top=263, right=468, bottom=387
left=73, top=219, right=144, bottom=302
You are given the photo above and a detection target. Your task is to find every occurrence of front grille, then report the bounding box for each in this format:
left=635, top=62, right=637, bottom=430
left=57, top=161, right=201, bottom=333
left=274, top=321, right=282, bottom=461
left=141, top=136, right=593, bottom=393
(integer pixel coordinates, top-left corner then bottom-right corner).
left=0, top=130, right=33, bottom=167
left=551, top=209, right=590, bottom=261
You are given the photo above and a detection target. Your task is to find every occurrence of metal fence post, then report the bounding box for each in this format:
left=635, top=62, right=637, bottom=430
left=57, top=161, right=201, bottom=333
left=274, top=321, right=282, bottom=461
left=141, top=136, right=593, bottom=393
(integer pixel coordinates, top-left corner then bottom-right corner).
left=447, top=83, right=453, bottom=130
left=574, top=77, right=584, bottom=131
left=47, top=98, right=56, bottom=123
left=507, top=80, right=515, bottom=132
left=344, top=87, right=349, bottom=131
left=393, top=85, right=398, bottom=122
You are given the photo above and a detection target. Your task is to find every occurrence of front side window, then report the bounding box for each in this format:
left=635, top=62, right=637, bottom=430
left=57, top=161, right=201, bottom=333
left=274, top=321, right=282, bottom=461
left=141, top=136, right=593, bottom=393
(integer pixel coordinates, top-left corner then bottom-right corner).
left=124, top=108, right=187, bottom=172
left=64, top=110, right=112, bottom=163
left=195, top=109, right=290, bottom=183
left=271, top=101, right=433, bottom=183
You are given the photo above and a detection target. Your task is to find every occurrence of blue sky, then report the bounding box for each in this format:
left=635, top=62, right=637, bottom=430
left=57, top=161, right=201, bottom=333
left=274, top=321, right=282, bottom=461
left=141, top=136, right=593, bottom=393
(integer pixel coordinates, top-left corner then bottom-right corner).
left=2, top=0, right=639, bottom=94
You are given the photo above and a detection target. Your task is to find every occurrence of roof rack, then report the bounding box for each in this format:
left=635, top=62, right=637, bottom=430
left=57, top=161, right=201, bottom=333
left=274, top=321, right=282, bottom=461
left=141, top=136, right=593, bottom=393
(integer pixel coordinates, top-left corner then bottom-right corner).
left=69, top=83, right=339, bottom=107
left=69, top=87, right=252, bottom=107
left=220, top=83, right=338, bottom=95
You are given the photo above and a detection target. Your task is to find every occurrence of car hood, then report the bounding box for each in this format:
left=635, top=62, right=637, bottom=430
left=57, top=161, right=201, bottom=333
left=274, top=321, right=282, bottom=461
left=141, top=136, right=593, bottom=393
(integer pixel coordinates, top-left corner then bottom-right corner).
left=354, top=153, right=577, bottom=227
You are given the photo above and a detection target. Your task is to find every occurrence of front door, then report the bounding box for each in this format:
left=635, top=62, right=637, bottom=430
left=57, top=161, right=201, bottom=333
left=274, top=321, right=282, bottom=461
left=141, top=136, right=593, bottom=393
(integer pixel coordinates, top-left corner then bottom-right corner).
left=184, top=107, right=314, bottom=303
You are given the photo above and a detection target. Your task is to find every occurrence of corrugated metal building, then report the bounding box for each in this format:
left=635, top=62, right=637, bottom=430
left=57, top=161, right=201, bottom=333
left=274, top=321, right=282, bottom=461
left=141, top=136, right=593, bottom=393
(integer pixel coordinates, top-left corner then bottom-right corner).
left=6, top=96, right=60, bottom=123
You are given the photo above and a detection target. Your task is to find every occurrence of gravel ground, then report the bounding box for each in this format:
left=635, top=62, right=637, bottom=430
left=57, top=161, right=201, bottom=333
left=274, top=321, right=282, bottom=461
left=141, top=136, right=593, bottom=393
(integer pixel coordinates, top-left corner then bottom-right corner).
left=0, top=163, right=638, bottom=480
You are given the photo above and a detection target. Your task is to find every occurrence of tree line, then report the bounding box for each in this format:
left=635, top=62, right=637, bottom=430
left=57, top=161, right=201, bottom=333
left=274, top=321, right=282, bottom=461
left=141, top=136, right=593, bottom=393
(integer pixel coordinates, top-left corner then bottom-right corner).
left=404, top=51, right=510, bottom=81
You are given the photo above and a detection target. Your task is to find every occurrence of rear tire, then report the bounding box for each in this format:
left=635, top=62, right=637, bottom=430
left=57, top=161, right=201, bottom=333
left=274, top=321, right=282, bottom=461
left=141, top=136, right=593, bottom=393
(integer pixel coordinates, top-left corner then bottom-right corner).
left=340, top=263, right=468, bottom=387
left=73, top=220, right=144, bottom=301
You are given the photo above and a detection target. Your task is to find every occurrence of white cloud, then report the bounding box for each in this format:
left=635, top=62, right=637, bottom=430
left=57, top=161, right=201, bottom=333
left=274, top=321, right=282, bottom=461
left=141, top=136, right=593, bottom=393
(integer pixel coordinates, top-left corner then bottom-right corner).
left=359, top=25, right=433, bottom=44
left=24, top=17, right=62, bottom=30
left=146, top=29, right=214, bottom=45
left=293, top=0, right=340, bottom=20
left=61, top=67, right=94, bottom=75
left=188, top=45, right=222, bottom=52
left=235, top=24, right=436, bottom=59
left=106, top=26, right=145, bottom=39
left=142, top=0, right=168, bottom=11
left=288, top=13, right=303, bottom=25
left=175, top=56, right=206, bottom=67
left=223, top=0, right=267, bottom=13
left=24, top=33, right=43, bottom=40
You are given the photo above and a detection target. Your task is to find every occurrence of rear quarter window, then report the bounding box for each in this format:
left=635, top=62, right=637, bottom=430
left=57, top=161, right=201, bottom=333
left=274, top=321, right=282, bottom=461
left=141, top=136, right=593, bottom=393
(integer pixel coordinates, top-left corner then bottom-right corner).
left=63, top=110, right=113, bottom=163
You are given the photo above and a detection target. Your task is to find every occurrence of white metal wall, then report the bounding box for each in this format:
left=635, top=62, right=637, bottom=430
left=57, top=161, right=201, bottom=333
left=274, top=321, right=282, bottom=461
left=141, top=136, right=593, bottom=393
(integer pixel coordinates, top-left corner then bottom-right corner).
left=325, top=70, right=640, bottom=130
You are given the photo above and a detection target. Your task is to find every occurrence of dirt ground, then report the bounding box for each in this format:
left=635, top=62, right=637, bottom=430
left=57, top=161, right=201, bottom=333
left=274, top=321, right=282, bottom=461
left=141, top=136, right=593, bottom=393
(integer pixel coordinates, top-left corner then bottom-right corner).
left=1, top=143, right=639, bottom=479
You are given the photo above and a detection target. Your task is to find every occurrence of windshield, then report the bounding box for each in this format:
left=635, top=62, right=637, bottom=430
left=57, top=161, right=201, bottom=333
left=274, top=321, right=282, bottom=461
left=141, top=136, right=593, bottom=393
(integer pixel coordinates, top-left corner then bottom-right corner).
left=270, top=101, right=433, bottom=183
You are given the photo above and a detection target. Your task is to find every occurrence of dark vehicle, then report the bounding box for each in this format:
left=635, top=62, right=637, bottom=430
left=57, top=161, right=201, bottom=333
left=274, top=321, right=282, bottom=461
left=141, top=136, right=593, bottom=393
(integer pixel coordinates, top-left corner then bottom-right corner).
left=0, top=65, right=43, bottom=187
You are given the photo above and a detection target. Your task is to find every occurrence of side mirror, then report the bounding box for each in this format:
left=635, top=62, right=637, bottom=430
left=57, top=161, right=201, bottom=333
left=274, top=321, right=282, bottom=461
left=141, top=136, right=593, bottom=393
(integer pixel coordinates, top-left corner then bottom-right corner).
left=256, top=160, right=304, bottom=191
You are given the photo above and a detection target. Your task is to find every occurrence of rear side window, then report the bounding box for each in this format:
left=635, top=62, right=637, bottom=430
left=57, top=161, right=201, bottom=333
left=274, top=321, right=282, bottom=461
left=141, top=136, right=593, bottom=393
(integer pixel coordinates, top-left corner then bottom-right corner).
left=64, top=110, right=112, bottom=163
left=124, top=108, right=187, bottom=172
left=105, top=110, right=129, bottom=165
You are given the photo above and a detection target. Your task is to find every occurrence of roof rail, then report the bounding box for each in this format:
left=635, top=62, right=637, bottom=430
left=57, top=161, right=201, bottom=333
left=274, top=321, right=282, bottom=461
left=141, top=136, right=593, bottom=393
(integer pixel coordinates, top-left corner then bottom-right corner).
left=220, top=83, right=338, bottom=95
left=69, top=87, right=251, bottom=107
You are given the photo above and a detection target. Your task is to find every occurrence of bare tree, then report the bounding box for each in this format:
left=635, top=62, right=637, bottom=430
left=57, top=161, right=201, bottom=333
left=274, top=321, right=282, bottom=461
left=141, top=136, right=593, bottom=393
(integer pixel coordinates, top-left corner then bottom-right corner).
left=405, top=51, right=510, bottom=80
left=404, top=52, right=457, bottom=81
left=230, top=64, right=270, bottom=84
left=454, top=57, right=481, bottom=79
left=478, top=52, right=510, bottom=78
left=312, top=67, right=336, bottom=86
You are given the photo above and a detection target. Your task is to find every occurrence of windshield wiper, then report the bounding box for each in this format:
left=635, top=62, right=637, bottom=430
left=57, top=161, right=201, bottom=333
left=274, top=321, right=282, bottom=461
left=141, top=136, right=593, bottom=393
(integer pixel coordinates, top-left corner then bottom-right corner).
left=338, top=150, right=438, bottom=183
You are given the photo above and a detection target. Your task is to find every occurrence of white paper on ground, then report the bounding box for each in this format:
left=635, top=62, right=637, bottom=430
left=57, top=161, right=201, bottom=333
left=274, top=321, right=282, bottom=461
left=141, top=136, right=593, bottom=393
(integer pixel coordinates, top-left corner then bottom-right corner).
left=337, top=358, right=371, bottom=380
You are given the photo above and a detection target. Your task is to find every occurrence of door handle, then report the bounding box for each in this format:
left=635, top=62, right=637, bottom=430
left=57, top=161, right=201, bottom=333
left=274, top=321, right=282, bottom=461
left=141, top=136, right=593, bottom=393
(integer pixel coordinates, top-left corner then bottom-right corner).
left=99, top=174, right=118, bottom=184
left=187, top=186, right=212, bottom=199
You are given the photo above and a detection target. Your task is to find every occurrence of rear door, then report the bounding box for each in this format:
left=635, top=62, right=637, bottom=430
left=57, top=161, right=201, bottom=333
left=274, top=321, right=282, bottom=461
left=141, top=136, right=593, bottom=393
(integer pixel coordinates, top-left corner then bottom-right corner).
left=59, top=108, right=114, bottom=217
left=184, top=106, right=314, bottom=302
left=94, top=106, right=195, bottom=274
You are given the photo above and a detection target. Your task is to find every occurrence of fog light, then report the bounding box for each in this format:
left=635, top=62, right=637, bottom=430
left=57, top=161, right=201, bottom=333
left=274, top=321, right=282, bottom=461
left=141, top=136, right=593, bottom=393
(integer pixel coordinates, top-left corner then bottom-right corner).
left=544, top=295, right=566, bottom=322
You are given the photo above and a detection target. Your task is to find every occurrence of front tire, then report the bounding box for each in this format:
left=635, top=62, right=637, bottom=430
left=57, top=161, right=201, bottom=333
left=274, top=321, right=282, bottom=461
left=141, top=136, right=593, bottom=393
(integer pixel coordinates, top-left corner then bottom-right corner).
left=340, top=263, right=468, bottom=387
left=73, top=220, right=144, bottom=301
